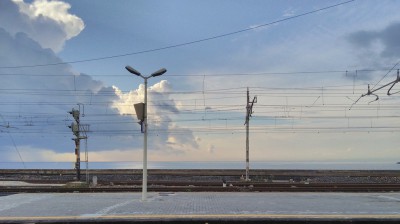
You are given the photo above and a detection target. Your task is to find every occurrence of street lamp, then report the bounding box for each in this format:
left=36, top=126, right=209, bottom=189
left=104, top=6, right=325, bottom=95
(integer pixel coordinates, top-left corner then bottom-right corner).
left=125, top=65, right=167, bottom=201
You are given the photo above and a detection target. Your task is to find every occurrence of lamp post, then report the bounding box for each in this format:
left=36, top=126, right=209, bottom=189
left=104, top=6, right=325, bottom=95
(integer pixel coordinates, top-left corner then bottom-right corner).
left=125, top=66, right=167, bottom=201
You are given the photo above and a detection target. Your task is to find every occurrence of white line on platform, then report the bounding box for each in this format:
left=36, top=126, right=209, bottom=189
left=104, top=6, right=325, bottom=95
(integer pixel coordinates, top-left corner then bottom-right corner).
left=378, top=195, right=400, bottom=202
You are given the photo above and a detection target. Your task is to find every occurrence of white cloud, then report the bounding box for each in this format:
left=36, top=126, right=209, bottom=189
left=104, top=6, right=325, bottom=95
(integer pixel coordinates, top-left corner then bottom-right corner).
left=112, top=81, right=199, bottom=152
left=0, top=0, right=84, bottom=52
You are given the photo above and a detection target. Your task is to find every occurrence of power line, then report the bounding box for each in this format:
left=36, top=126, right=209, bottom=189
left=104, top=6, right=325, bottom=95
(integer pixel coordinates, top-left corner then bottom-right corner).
left=371, top=61, right=400, bottom=91
left=5, top=132, right=26, bottom=168
left=4, top=125, right=400, bottom=135
left=0, top=68, right=387, bottom=77
left=350, top=69, right=400, bottom=109
left=0, top=0, right=355, bottom=69
left=0, top=84, right=377, bottom=94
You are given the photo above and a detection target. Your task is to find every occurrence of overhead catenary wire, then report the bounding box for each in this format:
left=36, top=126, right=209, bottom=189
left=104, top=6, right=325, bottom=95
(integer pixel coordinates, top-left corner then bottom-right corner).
left=2, top=85, right=400, bottom=115
left=0, top=68, right=393, bottom=77
left=371, top=61, right=400, bottom=91
left=3, top=75, right=400, bottom=144
left=2, top=106, right=400, bottom=122
left=0, top=114, right=26, bottom=168
left=4, top=125, right=400, bottom=136
left=0, top=84, right=381, bottom=95
left=350, top=69, right=400, bottom=109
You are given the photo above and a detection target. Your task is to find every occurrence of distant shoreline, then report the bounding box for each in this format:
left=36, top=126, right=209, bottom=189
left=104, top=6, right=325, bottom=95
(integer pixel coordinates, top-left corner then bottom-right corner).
left=1, top=161, right=399, bottom=170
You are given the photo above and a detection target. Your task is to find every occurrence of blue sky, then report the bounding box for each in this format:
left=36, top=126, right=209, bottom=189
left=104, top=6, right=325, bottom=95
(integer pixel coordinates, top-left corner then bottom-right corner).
left=1, top=0, right=400, bottom=168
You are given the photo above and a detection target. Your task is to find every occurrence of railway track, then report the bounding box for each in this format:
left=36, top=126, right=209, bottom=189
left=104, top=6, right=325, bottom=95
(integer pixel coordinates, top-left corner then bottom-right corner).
left=1, top=183, right=399, bottom=193
left=1, top=169, right=399, bottom=177
left=1, top=169, right=399, bottom=193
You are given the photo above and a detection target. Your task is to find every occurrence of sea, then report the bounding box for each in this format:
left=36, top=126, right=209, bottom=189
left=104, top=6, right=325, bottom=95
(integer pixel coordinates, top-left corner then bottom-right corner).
left=0, top=161, right=399, bottom=170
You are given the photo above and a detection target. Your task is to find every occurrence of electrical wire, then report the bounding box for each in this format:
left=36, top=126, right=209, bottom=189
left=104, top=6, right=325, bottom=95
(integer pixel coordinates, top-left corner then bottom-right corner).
left=0, top=0, right=355, bottom=69
left=0, top=68, right=389, bottom=77
left=371, top=60, right=400, bottom=91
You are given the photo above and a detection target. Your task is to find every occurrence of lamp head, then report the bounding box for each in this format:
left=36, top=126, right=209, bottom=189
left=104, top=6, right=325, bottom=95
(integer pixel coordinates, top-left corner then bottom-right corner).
left=125, top=66, right=141, bottom=76
left=151, top=68, right=167, bottom=77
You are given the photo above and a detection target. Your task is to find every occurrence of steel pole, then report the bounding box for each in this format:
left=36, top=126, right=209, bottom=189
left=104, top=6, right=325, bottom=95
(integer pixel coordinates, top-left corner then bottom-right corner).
left=142, top=78, right=148, bottom=201
left=125, top=66, right=166, bottom=202
left=76, top=112, right=81, bottom=181
left=245, top=88, right=250, bottom=181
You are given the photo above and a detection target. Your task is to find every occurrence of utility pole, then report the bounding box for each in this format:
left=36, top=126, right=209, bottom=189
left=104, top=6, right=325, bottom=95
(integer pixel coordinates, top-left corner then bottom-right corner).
left=68, top=105, right=89, bottom=181
left=244, top=87, right=257, bottom=181
left=69, top=108, right=81, bottom=181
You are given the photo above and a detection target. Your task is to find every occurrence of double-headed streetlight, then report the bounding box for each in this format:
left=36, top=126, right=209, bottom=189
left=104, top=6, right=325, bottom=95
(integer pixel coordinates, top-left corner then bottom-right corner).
left=125, top=66, right=167, bottom=201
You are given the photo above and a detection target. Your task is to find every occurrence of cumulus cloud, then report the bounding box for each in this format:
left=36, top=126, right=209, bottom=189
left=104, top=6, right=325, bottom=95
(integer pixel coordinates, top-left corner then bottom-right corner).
left=0, top=0, right=199, bottom=164
left=112, top=81, right=199, bottom=152
left=112, top=80, right=178, bottom=115
left=0, top=0, right=84, bottom=52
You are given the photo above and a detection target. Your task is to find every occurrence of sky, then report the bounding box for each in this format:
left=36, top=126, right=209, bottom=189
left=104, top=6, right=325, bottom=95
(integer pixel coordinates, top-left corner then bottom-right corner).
left=1, top=0, right=400, bottom=169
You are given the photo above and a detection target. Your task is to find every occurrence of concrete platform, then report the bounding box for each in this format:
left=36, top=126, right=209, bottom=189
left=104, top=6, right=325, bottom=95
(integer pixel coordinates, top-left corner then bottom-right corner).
left=0, top=192, right=400, bottom=223
left=0, top=181, right=65, bottom=187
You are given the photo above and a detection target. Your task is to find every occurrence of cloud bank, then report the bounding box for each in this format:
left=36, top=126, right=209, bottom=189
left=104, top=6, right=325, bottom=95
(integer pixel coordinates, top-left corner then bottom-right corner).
left=0, top=0, right=198, bottom=164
